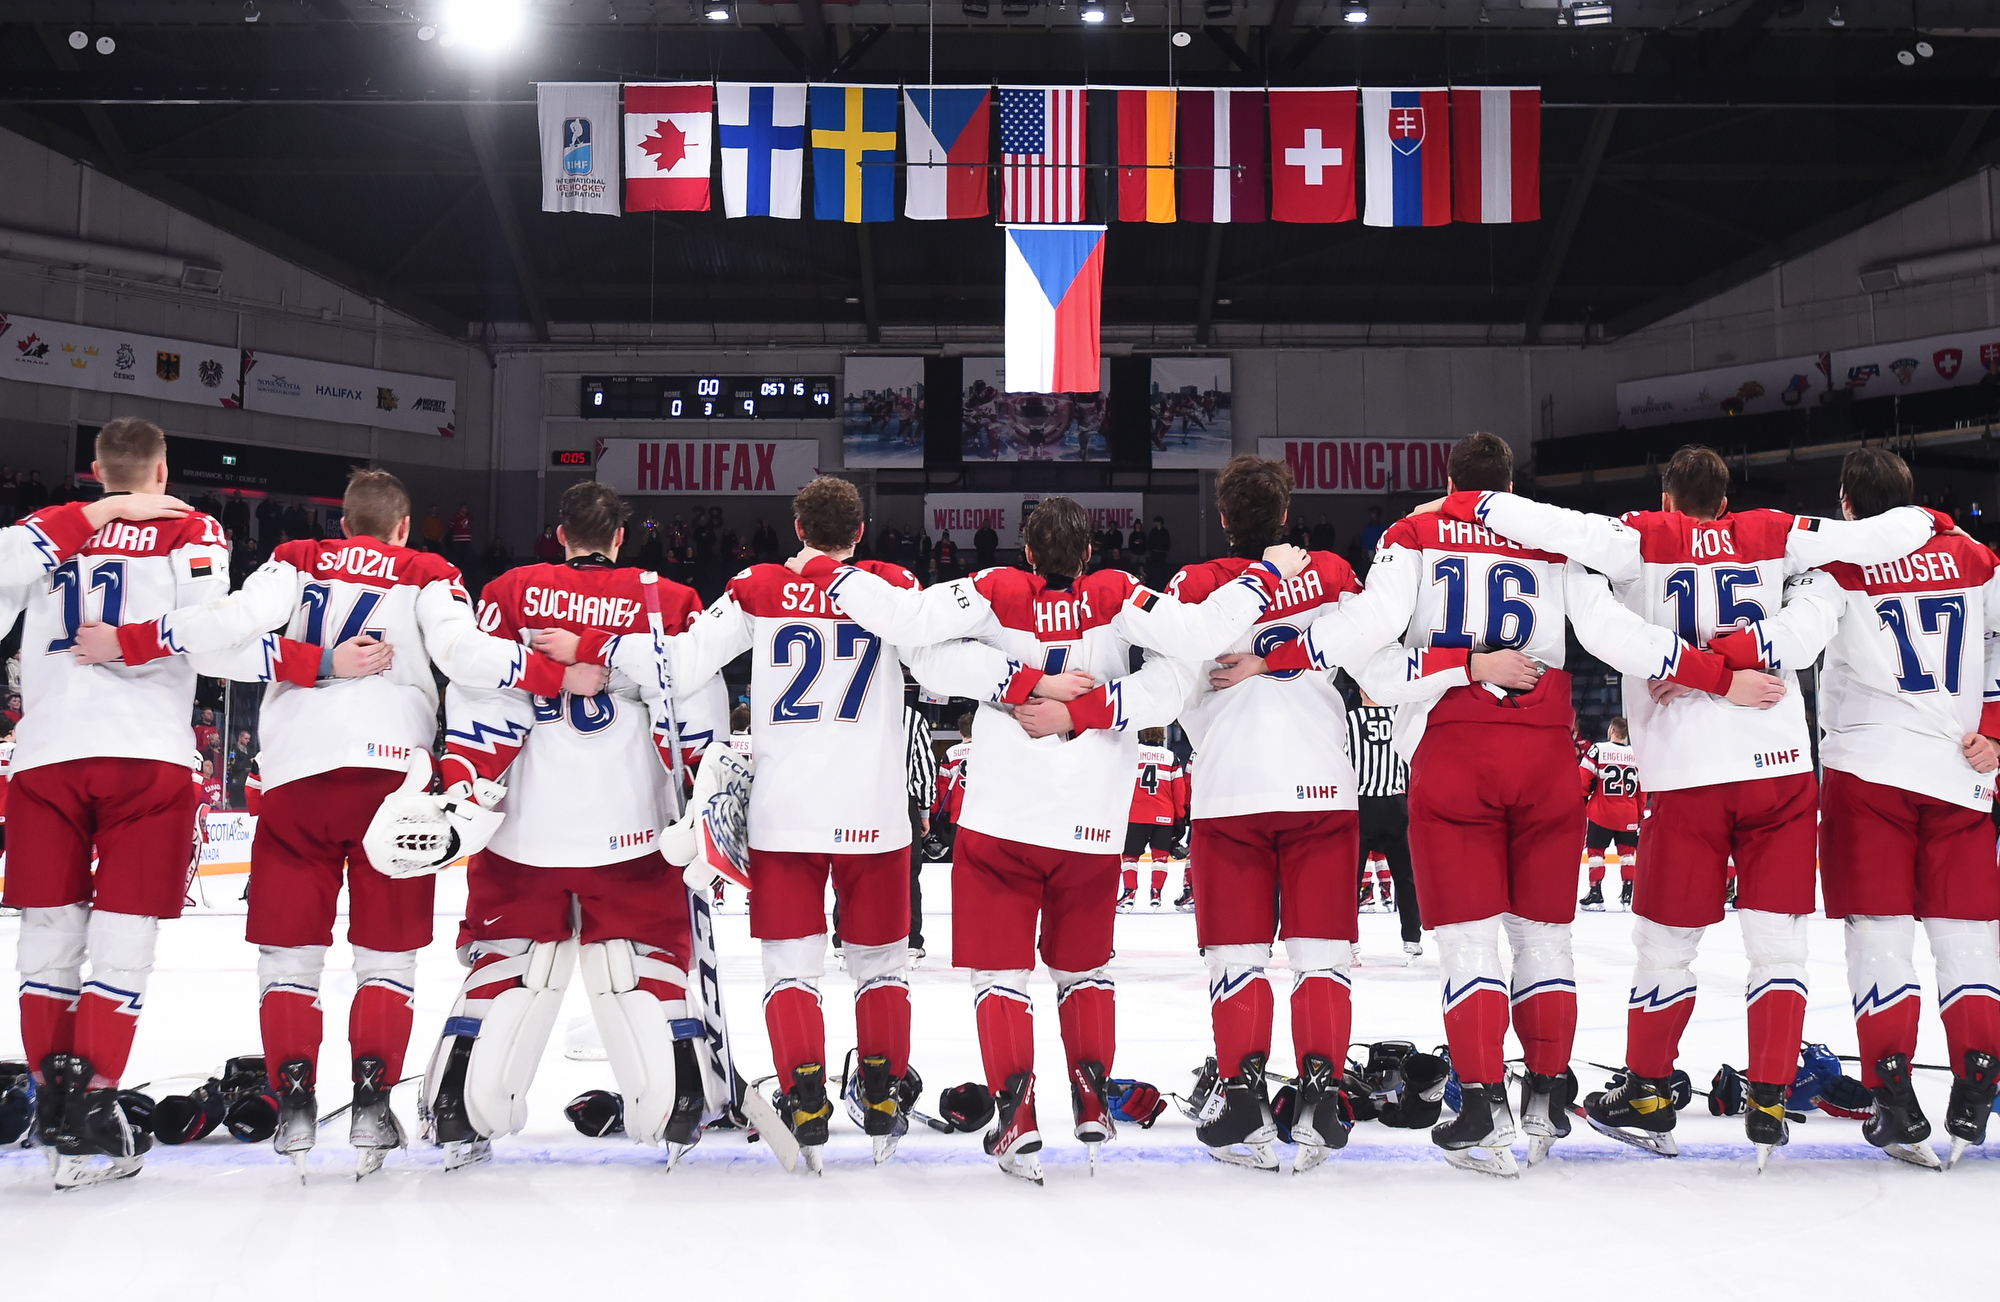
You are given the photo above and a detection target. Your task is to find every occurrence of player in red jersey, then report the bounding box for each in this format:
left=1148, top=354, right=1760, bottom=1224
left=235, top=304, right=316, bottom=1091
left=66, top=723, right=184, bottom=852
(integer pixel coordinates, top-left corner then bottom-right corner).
left=1577, top=718, right=1642, bottom=910
left=1119, top=729, right=1185, bottom=911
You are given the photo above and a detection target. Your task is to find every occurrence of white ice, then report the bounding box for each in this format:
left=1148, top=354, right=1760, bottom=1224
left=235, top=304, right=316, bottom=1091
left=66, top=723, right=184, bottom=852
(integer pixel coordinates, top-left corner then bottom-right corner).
left=1, top=870, right=1989, bottom=1299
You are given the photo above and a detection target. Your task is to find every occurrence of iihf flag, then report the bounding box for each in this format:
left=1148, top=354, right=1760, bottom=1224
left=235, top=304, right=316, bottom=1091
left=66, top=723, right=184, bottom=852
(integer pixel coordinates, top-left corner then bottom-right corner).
left=1003, top=225, right=1105, bottom=394
left=905, top=86, right=991, bottom=220
left=538, top=81, right=621, bottom=214
left=1362, top=88, right=1451, bottom=228
left=717, top=83, right=806, bottom=219
left=1451, top=87, right=1539, bottom=223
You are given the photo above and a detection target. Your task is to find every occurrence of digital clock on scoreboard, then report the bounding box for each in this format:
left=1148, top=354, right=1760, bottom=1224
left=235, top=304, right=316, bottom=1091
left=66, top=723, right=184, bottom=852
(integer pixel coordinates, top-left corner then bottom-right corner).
left=550, top=449, right=593, bottom=468
left=580, top=375, right=836, bottom=421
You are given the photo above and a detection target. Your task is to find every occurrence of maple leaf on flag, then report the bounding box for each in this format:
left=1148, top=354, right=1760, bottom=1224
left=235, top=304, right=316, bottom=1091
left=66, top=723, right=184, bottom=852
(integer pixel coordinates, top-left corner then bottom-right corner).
left=641, top=119, right=687, bottom=171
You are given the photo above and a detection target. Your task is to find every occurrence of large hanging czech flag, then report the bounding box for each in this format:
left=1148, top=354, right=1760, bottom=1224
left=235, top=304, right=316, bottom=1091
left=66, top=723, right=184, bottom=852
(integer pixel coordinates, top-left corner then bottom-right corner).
left=1003, top=225, right=1105, bottom=394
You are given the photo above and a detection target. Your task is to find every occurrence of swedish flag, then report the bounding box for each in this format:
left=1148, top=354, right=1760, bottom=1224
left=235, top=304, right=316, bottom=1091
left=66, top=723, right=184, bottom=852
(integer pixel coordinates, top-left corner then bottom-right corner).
left=810, top=85, right=898, bottom=223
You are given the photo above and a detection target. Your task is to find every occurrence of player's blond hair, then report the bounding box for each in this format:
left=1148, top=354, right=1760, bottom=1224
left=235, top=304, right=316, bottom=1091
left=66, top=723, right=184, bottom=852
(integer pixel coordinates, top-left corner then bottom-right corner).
left=343, top=468, right=411, bottom=542
left=1609, top=716, right=1629, bottom=743
left=94, top=416, right=167, bottom=489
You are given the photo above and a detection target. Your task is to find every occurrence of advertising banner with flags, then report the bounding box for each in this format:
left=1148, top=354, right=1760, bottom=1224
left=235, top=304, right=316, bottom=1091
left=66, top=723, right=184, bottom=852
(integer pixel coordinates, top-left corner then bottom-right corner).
left=1268, top=89, right=1357, bottom=223
left=1090, top=88, right=1175, bottom=223
left=538, top=82, right=621, bottom=214
left=1451, top=86, right=1539, bottom=223
left=810, top=85, right=898, bottom=223
left=717, top=83, right=806, bottom=219
left=622, top=82, right=713, bottom=213
left=1178, top=88, right=1265, bottom=223
left=904, top=86, right=991, bottom=219
left=999, top=87, right=1087, bottom=223
left=0, top=310, right=241, bottom=409
left=1362, top=88, right=1451, bottom=227
left=1003, top=225, right=1106, bottom=394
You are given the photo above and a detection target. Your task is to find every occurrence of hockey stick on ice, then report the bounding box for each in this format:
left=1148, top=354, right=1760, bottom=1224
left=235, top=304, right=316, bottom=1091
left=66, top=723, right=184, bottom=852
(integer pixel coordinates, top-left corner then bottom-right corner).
left=1836, top=1054, right=1957, bottom=1074
left=317, top=1074, right=421, bottom=1126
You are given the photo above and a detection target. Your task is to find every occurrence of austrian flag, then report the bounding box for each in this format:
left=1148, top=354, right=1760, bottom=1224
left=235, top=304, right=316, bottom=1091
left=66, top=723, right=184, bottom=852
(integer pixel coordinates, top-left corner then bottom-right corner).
left=1451, top=87, right=1540, bottom=223
left=623, top=82, right=713, bottom=212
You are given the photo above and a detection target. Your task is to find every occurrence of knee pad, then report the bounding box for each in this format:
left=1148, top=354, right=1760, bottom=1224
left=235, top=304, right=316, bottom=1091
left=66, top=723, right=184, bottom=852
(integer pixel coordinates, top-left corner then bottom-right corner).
left=1844, top=915, right=1919, bottom=1015
left=1629, top=916, right=1703, bottom=1010
left=82, top=910, right=159, bottom=1012
left=845, top=940, right=909, bottom=1000
left=761, top=934, right=827, bottom=990
left=1502, top=915, right=1575, bottom=1004
left=1434, top=918, right=1505, bottom=1011
left=256, top=944, right=329, bottom=1001
left=1203, top=943, right=1271, bottom=1002
left=1925, top=918, right=2000, bottom=1012
left=1048, top=965, right=1114, bottom=1002
left=1283, top=937, right=1352, bottom=989
left=972, top=969, right=1034, bottom=1010
left=350, top=945, right=418, bottom=1002
left=17, top=904, right=89, bottom=998
left=1739, top=908, right=1809, bottom=1004
left=581, top=940, right=693, bottom=1145
left=458, top=938, right=577, bottom=1139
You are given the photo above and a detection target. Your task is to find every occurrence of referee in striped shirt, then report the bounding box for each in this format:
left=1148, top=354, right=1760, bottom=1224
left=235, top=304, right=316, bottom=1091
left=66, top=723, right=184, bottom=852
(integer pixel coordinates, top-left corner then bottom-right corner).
left=1346, top=689, right=1424, bottom=956
left=904, top=701, right=939, bottom=961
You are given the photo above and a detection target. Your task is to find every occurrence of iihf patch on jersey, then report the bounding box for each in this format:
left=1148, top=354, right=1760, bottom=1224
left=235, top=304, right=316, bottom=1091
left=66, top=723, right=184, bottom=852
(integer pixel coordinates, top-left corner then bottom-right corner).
left=1074, top=824, right=1113, bottom=845
left=1751, top=747, right=1802, bottom=769
left=832, top=827, right=882, bottom=845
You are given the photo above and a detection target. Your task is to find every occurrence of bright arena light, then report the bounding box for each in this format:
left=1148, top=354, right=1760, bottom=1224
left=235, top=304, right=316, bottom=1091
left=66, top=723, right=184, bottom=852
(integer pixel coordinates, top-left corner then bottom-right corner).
left=439, top=0, right=529, bottom=52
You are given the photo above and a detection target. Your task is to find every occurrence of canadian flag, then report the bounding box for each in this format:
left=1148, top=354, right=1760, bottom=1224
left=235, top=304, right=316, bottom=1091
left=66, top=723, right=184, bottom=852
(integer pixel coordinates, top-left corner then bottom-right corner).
left=624, top=82, right=713, bottom=212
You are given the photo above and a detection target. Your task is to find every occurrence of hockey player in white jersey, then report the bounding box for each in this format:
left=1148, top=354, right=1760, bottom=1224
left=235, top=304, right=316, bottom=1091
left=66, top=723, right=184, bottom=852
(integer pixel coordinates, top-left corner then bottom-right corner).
left=0, top=417, right=240, bottom=1187
left=73, top=468, right=594, bottom=1176
left=1432, top=442, right=1951, bottom=1163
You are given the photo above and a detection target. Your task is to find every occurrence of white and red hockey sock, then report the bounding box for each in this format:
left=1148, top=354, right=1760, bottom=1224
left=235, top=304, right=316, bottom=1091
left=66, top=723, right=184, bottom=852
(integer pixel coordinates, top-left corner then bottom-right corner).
left=972, top=972, right=1036, bottom=1093
left=1150, top=868, right=1168, bottom=897
left=1626, top=916, right=1702, bottom=1078
left=15, top=904, right=86, bottom=1074
left=1845, top=915, right=1920, bottom=1088
left=1374, top=860, right=1394, bottom=892
left=763, top=980, right=826, bottom=1081
left=1927, top=917, right=2000, bottom=1073
left=1120, top=864, right=1138, bottom=893
left=1437, top=918, right=1509, bottom=1084
left=257, top=944, right=328, bottom=1082
left=1743, top=909, right=1809, bottom=1085
left=1286, top=939, right=1353, bottom=1067
left=1505, top=916, right=1577, bottom=1076
left=1205, top=945, right=1274, bottom=1074
left=350, top=946, right=418, bottom=1081
left=1052, top=969, right=1116, bottom=1076
left=846, top=939, right=913, bottom=1077
left=1619, top=848, right=1637, bottom=883
left=71, top=910, right=159, bottom=1087
left=1587, top=854, right=1606, bottom=886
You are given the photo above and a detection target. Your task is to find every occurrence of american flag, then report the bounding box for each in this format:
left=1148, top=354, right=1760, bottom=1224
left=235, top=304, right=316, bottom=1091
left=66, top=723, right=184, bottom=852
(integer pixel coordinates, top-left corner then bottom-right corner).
left=999, top=87, right=1086, bottom=222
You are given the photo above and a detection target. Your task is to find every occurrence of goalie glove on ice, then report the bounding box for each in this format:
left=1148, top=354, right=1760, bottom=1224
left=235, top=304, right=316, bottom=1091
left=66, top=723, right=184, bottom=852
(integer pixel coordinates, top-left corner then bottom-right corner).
left=363, top=754, right=507, bottom=879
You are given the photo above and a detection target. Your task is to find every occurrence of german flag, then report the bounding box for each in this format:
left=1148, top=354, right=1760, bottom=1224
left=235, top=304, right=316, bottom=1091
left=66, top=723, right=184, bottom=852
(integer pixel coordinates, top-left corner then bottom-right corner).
left=1089, top=89, right=1176, bottom=224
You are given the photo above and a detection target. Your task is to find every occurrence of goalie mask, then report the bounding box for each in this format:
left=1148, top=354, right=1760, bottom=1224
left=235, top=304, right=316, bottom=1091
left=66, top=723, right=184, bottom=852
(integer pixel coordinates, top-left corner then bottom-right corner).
left=362, top=755, right=507, bottom=879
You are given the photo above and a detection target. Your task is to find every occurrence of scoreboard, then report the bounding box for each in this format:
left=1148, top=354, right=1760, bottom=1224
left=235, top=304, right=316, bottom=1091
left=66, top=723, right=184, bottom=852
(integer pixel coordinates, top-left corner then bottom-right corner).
left=581, top=375, right=836, bottom=421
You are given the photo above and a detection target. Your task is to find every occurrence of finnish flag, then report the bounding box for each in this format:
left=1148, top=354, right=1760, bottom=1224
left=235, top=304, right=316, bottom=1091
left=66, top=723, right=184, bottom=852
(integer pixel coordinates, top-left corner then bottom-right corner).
left=717, top=83, right=806, bottom=219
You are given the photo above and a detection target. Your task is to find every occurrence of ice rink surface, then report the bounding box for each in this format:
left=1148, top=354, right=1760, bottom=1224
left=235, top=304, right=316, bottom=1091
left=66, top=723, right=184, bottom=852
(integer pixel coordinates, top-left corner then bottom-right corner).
left=2, top=870, right=1990, bottom=1299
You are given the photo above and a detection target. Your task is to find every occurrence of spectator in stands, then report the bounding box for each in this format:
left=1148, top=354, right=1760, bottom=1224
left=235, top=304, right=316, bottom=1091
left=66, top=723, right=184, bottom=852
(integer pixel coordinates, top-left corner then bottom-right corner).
left=974, top=520, right=999, bottom=569
left=449, top=502, right=474, bottom=564
left=533, top=524, right=562, bottom=562
left=199, top=757, right=224, bottom=808
left=752, top=516, right=779, bottom=562
left=421, top=504, right=446, bottom=551
left=227, top=728, right=256, bottom=807
left=0, top=467, right=17, bottom=524
left=1361, top=505, right=1388, bottom=551
left=1145, top=514, right=1172, bottom=588
left=15, top=470, right=47, bottom=517
left=193, top=707, right=219, bottom=761
left=1311, top=514, right=1336, bottom=551
left=221, top=491, right=250, bottom=543
left=917, top=528, right=933, bottom=581
left=255, top=493, right=282, bottom=552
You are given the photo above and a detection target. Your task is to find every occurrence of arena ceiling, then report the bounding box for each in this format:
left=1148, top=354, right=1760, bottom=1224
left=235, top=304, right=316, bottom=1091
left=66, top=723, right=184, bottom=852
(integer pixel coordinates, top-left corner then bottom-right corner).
left=1, top=1, right=1998, bottom=344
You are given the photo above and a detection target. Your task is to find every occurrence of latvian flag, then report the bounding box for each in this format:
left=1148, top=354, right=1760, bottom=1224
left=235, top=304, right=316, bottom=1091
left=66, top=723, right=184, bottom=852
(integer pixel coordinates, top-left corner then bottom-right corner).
left=623, top=82, right=714, bottom=212
left=1451, top=87, right=1540, bottom=223
left=1361, top=87, right=1451, bottom=227
left=999, top=87, right=1087, bottom=223
left=1178, top=88, right=1265, bottom=223
left=1003, top=225, right=1105, bottom=394
left=904, top=86, right=991, bottom=220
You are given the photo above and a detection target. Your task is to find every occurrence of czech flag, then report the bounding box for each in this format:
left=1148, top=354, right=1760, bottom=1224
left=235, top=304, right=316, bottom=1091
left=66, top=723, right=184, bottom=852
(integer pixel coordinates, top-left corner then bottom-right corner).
left=1003, top=225, right=1105, bottom=394
left=1361, top=88, right=1451, bottom=227
left=1451, top=87, right=1540, bottom=223
left=904, top=86, right=991, bottom=220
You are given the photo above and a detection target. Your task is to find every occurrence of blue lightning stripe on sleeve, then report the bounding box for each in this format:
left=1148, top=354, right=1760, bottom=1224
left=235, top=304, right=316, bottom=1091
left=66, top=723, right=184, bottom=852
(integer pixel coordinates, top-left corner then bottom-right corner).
left=445, top=717, right=532, bottom=752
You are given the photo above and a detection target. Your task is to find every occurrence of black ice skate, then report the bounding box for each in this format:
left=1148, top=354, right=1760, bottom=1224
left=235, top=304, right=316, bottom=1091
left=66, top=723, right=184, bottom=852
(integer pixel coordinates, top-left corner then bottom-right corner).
left=273, top=1058, right=317, bottom=1179
left=1519, top=1069, right=1578, bottom=1167
left=1174, top=883, right=1195, bottom=913
left=1115, top=886, right=1136, bottom=914
left=1583, top=1070, right=1679, bottom=1158
left=843, top=1053, right=922, bottom=1165
left=1432, top=1081, right=1520, bottom=1178
left=1193, top=1052, right=1280, bottom=1172
left=1744, top=1079, right=1790, bottom=1170
left=348, top=1056, right=406, bottom=1180
left=1378, top=881, right=1395, bottom=911
left=1289, top=1054, right=1352, bottom=1173
left=1945, top=1050, right=2000, bottom=1169
left=1069, top=1059, right=1116, bottom=1172
left=1149, top=887, right=1163, bottom=909
left=1357, top=880, right=1376, bottom=911
left=1618, top=880, right=1634, bottom=908
left=1863, top=1053, right=1940, bottom=1170
left=983, top=1071, right=1043, bottom=1184
left=426, top=1035, right=492, bottom=1172
left=32, top=1052, right=73, bottom=1166
left=778, top=1062, right=832, bottom=1175
left=1579, top=882, right=1605, bottom=911
left=53, top=1056, right=150, bottom=1190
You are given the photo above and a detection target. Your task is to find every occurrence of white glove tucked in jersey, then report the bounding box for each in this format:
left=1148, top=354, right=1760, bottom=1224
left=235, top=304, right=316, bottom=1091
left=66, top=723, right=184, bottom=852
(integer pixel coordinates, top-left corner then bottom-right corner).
left=664, top=741, right=753, bottom=891
left=363, top=755, right=508, bottom=879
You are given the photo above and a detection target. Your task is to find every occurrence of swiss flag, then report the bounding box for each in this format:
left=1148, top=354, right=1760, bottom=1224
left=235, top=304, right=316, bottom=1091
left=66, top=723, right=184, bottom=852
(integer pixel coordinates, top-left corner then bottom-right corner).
left=624, top=82, right=713, bottom=212
left=1936, top=348, right=1963, bottom=379
left=1269, top=89, right=1357, bottom=223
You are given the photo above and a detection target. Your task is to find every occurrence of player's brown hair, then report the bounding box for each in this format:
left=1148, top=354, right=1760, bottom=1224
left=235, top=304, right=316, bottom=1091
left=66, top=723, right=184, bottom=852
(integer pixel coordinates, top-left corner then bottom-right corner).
left=957, top=709, right=975, bottom=737
left=730, top=704, right=751, bottom=733
left=1215, top=454, right=1294, bottom=550
left=1662, top=445, right=1731, bottom=520
left=1139, top=727, right=1166, bottom=745
left=1608, top=716, right=1629, bottom=743
left=342, top=468, right=411, bottom=542
left=793, top=476, right=864, bottom=552
left=1447, top=432, right=1514, bottom=493
left=560, top=480, right=630, bottom=552
left=1021, top=496, right=1092, bottom=584
left=93, top=416, right=167, bottom=489
left=1840, top=446, right=1914, bottom=520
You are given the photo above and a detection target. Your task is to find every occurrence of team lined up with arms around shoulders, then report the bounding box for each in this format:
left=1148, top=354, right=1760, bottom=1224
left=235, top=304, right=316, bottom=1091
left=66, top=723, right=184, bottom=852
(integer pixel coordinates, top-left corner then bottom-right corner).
left=1, top=416, right=1995, bottom=1187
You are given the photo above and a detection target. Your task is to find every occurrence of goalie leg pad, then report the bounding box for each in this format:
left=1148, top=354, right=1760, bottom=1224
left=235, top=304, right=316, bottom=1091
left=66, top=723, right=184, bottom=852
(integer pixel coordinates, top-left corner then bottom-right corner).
left=580, top=939, right=690, bottom=1145
left=457, top=938, right=576, bottom=1139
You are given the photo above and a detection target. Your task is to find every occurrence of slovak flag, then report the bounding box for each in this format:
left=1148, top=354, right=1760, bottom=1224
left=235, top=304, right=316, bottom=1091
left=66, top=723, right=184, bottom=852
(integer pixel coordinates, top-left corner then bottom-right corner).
left=1003, top=225, right=1105, bottom=394
left=904, top=86, right=991, bottom=220
left=623, top=82, right=713, bottom=212
left=1362, top=88, right=1451, bottom=227
left=717, top=83, right=807, bottom=219
left=1450, top=87, right=1539, bottom=223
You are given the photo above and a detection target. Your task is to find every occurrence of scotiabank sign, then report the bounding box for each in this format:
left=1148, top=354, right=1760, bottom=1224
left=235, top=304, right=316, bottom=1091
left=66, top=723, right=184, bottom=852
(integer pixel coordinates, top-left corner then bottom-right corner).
left=596, top=438, right=820, bottom=495
left=1257, top=438, right=1455, bottom=494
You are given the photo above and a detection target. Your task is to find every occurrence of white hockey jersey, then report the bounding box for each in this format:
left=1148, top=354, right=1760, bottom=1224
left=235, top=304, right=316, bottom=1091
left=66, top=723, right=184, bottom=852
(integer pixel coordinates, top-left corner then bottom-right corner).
left=117, top=536, right=567, bottom=794
left=1446, top=491, right=1944, bottom=790
left=815, top=560, right=1276, bottom=853
left=0, top=503, right=231, bottom=775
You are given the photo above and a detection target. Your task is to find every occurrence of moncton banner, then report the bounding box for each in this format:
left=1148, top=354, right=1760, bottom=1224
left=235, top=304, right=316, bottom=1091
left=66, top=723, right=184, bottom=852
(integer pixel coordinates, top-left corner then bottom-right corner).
left=0, top=310, right=240, bottom=408
left=241, top=350, right=457, bottom=437
left=921, top=492, right=1143, bottom=545
left=598, top=436, right=821, bottom=495
left=1614, top=354, right=1828, bottom=429
left=1259, top=437, right=1457, bottom=494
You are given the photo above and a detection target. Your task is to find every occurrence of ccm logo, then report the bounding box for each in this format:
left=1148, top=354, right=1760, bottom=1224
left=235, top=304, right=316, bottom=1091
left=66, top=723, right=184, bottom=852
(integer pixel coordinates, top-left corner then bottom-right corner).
left=833, top=828, right=881, bottom=845
left=608, top=829, right=656, bottom=850
left=1074, top=826, right=1113, bottom=844
left=1751, top=749, right=1801, bottom=768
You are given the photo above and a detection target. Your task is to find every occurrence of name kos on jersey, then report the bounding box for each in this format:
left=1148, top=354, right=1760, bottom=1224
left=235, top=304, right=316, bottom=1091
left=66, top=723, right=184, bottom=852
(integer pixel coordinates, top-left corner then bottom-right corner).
left=514, top=587, right=643, bottom=628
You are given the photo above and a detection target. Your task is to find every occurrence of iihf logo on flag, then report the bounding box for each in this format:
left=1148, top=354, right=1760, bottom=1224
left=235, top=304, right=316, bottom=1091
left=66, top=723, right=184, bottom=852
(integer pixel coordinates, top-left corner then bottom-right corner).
left=563, top=117, right=593, bottom=175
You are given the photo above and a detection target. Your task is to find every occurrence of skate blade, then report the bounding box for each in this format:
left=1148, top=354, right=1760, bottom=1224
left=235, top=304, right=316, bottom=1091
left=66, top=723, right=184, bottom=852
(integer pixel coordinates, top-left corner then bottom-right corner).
left=441, top=1139, right=492, bottom=1171
left=1884, top=1140, right=1943, bottom=1171
left=1525, top=1133, right=1559, bottom=1167
left=1441, top=1144, right=1521, bottom=1178
left=1584, top=1115, right=1680, bottom=1158
left=1754, top=1142, right=1776, bottom=1173
left=53, top=1153, right=144, bottom=1189
left=738, top=1084, right=802, bottom=1173
left=287, top=1149, right=310, bottom=1182
left=799, top=1145, right=824, bottom=1176
left=1084, top=1140, right=1100, bottom=1175
left=1293, top=1143, right=1332, bottom=1174
left=1206, top=1142, right=1280, bottom=1172
left=354, top=1147, right=389, bottom=1180
left=871, top=1134, right=900, bottom=1166
left=997, top=1151, right=1044, bottom=1185
left=1947, top=1136, right=1976, bottom=1169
